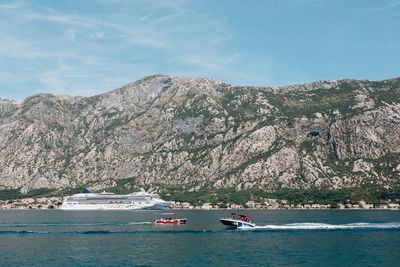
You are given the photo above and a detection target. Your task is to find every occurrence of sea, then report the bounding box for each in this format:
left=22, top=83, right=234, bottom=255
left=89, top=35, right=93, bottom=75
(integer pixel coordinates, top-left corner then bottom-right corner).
left=0, top=209, right=399, bottom=266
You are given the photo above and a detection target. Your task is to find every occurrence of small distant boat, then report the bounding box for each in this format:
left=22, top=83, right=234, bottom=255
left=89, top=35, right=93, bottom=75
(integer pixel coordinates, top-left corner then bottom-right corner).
left=155, top=213, right=187, bottom=224
left=220, top=213, right=256, bottom=228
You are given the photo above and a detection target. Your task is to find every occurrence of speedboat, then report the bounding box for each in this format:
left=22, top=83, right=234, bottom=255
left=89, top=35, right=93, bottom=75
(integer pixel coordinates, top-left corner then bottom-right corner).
left=220, top=213, right=255, bottom=228
left=155, top=213, right=187, bottom=224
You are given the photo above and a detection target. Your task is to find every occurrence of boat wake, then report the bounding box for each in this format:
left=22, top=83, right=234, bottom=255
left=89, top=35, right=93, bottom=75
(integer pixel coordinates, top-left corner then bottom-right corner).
left=238, top=222, right=400, bottom=231
left=0, top=223, right=399, bottom=235
left=0, top=230, right=218, bottom=235
left=0, top=222, right=152, bottom=227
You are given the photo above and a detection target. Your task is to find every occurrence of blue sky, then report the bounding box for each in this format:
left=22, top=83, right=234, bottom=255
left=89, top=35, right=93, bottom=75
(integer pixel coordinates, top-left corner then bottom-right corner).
left=0, top=0, right=399, bottom=100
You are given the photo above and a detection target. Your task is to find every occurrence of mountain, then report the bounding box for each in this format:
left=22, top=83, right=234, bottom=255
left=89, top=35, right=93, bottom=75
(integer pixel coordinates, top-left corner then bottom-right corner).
left=0, top=74, right=399, bottom=200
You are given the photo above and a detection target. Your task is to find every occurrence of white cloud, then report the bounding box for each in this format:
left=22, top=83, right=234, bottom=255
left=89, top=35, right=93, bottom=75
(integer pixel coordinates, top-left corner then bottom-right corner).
left=66, top=28, right=76, bottom=41
left=0, top=0, right=268, bottom=98
left=0, top=2, right=24, bottom=9
left=178, top=53, right=272, bottom=86
left=0, top=38, right=76, bottom=60
left=90, top=32, right=105, bottom=39
left=365, top=0, right=400, bottom=14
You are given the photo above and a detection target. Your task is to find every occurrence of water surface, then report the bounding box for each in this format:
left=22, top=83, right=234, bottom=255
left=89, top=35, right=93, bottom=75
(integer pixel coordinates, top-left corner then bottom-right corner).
left=0, top=210, right=399, bottom=266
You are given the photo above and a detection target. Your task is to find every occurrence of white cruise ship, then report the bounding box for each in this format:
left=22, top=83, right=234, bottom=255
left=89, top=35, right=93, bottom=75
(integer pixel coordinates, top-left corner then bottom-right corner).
left=61, top=189, right=171, bottom=210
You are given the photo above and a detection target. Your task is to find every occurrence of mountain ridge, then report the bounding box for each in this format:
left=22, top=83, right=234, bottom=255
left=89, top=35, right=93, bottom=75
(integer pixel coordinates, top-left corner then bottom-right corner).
left=3, top=74, right=400, bottom=102
left=0, top=75, right=399, bottom=199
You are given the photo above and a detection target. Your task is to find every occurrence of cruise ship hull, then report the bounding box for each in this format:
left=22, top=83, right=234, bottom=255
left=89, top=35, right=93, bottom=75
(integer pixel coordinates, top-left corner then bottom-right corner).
left=61, top=191, right=171, bottom=210
left=61, top=203, right=156, bottom=210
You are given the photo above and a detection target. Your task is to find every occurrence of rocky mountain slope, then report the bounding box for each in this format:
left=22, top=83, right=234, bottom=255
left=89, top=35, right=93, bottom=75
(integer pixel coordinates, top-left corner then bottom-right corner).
left=0, top=75, right=399, bottom=195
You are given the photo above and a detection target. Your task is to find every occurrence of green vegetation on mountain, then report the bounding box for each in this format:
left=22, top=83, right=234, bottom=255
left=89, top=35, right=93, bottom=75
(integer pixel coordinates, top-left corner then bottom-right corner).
left=159, top=185, right=400, bottom=206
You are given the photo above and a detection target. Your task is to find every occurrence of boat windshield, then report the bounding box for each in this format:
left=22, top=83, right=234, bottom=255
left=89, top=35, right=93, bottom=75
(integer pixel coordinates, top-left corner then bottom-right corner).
left=231, top=213, right=251, bottom=218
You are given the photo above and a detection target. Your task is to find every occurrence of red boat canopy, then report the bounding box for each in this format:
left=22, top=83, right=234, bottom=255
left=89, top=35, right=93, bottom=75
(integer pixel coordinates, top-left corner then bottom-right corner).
left=231, top=213, right=251, bottom=218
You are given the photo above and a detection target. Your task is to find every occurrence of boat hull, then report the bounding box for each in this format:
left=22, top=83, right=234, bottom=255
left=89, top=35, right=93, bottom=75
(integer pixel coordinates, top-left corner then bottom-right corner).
left=220, top=219, right=238, bottom=227
left=61, top=204, right=156, bottom=210
left=237, top=221, right=256, bottom=228
left=61, top=191, right=171, bottom=210
left=220, top=218, right=255, bottom=228
left=155, top=219, right=187, bottom=224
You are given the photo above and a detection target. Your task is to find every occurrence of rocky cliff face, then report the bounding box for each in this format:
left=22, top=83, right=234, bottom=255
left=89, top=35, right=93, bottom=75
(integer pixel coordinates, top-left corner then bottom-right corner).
left=0, top=75, right=399, bottom=193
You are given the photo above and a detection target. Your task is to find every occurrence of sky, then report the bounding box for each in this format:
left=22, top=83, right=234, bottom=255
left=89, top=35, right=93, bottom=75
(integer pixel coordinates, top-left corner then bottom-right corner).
left=0, top=0, right=399, bottom=100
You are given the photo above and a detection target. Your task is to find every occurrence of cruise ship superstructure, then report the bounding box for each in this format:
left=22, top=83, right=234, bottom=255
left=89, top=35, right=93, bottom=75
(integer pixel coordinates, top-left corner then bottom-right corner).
left=61, top=189, right=171, bottom=210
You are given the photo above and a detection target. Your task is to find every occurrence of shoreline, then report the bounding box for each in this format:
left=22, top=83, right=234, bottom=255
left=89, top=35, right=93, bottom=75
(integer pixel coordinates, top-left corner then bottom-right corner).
left=0, top=207, right=399, bottom=211
left=1, top=197, right=399, bottom=210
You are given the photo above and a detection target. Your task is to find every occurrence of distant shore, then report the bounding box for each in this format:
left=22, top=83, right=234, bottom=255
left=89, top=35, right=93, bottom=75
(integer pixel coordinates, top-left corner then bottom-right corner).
left=1, top=197, right=399, bottom=210
left=0, top=208, right=399, bottom=211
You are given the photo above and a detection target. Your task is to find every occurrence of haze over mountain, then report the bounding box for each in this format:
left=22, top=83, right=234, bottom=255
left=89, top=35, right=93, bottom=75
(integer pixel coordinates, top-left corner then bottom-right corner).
left=0, top=75, right=399, bottom=195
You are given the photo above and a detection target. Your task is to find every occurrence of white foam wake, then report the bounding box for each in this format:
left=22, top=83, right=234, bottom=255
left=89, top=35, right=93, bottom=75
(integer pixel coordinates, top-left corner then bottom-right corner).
left=0, top=221, right=153, bottom=227
left=238, top=222, right=400, bottom=230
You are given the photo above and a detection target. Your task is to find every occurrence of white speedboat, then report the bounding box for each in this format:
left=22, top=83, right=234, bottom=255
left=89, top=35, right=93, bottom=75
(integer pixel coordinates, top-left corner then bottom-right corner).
left=61, top=189, right=171, bottom=210
left=220, top=213, right=256, bottom=228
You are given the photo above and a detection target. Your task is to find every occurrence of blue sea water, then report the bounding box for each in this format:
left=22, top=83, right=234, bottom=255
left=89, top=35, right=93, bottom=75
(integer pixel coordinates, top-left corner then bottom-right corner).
left=0, top=210, right=399, bottom=266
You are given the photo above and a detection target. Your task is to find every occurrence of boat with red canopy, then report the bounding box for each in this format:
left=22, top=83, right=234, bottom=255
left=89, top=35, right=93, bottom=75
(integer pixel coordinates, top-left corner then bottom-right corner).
left=220, top=213, right=255, bottom=228
left=155, top=213, right=187, bottom=224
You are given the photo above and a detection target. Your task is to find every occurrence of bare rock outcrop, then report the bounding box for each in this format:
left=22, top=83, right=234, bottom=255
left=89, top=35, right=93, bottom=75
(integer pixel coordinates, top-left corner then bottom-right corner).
left=0, top=75, right=399, bottom=194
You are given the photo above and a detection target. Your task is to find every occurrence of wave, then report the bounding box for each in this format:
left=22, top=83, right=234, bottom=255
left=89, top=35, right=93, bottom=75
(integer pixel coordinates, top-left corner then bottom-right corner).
left=0, top=221, right=152, bottom=227
left=0, top=230, right=217, bottom=235
left=238, top=222, right=400, bottom=231
left=0, top=230, right=50, bottom=234
left=0, top=222, right=399, bottom=235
